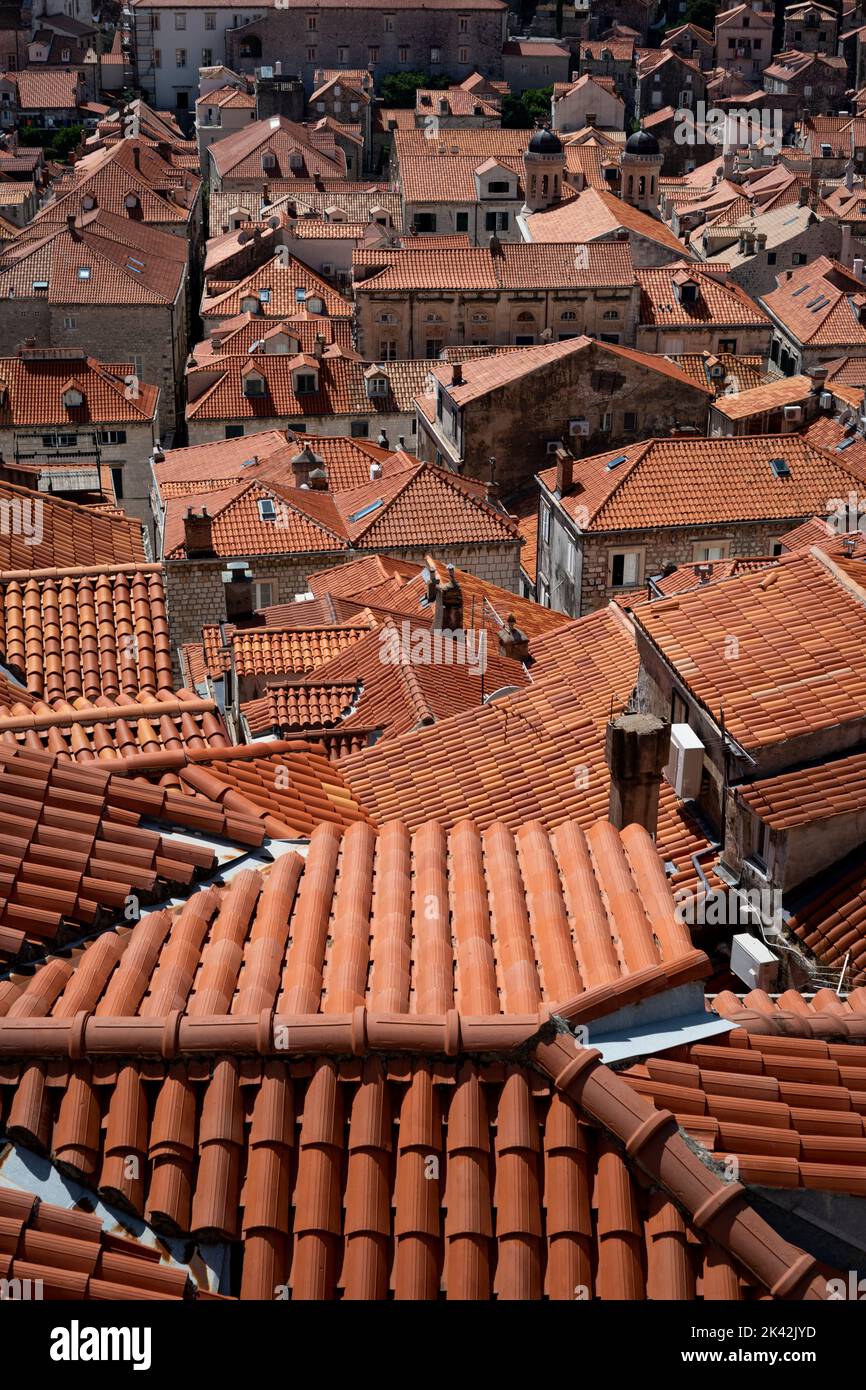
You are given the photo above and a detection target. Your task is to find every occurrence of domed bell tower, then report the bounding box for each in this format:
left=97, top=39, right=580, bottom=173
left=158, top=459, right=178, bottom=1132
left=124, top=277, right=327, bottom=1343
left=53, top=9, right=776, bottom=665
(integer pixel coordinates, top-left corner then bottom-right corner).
left=620, top=127, right=663, bottom=214
left=522, top=126, right=565, bottom=213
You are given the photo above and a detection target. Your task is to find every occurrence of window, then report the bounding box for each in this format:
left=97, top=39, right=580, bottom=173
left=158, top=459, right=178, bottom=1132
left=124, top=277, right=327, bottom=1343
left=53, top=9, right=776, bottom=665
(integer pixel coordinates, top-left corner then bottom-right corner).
left=540, top=503, right=550, bottom=546
left=151, top=13, right=160, bottom=28
left=176, top=49, right=187, bottom=66
left=430, top=46, right=441, bottom=63
left=414, top=212, right=437, bottom=233
left=253, top=579, right=276, bottom=609
left=201, top=47, right=212, bottom=64
left=174, top=11, right=186, bottom=27
left=398, top=45, right=409, bottom=62
left=351, top=420, right=369, bottom=437
left=258, top=497, right=277, bottom=521
left=307, top=12, right=317, bottom=28
left=459, top=15, right=468, bottom=30
left=295, top=373, right=316, bottom=393
left=338, top=46, right=348, bottom=63
left=61, top=48, right=70, bottom=61
left=455, top=211, right=468, bottom=231
left=692, top=540, right=730, bottom=561
left=205, top=11, right=215, bottom=27
left=458, top=46, right=468, bottom=63
left=244, top=374, right=265, bottom=397
left=379, top=339, right=398, bottom=359
left=63, top=314, right=75, bottom=330
left=792, top=252, right=807, bottom=265
left=110, top=466, right=124, bottom=500
left=384, top=13, right=394, bottom=28
left=750, top=816, right=770, bottom=872
left=98, top=429, right=127, bottom=445
left=602, top=308, right=619, bottom=320
left=599, top=334, right=619, bottom=344
left=368, top=45, right=379, bottom=63
left=154, top=48, right=161, bottom=66
left=306, top=47, right=317, bottom=61
left=718, top=338, right=737, bottom=353
left=425, top=338, right=443, bottom=357
left=600, top=410, right=612, bottom=431
left=766, top=251, right=777, bottom=265
left=608, top=549, right=642, bottom=587
left=488, top=180, right=511, bottom=194
left=484, top=211, right=509, bottom=231
left=225, top=424, right=244, bottom=438
left=623, top=411, right=637, bottom=432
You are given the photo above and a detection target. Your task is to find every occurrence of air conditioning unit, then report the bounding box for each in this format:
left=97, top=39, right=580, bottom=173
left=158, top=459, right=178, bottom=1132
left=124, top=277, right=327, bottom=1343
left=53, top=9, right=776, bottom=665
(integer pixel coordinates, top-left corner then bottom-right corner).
left=569, top=417, right=590, bottom=436
left=730, top=932, right=779, bottom=992
left=819, top=390, right=834, bottom=410
left=783, top=404, right=802, bottom=421
left=664, top=722, right=704, bottom=800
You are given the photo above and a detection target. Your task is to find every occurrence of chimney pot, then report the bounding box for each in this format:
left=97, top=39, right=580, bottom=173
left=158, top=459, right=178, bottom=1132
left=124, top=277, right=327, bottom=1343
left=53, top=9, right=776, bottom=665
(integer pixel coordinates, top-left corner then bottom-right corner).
left=498, top=613, right=530, bottom=662
left=604, top=711, right=671, bottom=838
left=451, top=361, right=463, bottom=386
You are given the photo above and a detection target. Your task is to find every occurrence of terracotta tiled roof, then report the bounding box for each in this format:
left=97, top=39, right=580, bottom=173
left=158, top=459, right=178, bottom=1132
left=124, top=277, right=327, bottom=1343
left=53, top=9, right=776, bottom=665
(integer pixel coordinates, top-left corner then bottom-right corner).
left=634, top=549, right=866, bottom=750
left=779, top=514, right=836, bottom=551
left=0, top=825, right=839, bottom=1301
left=34, top=139, right=200, bottom=229
left=431, top=335, right=712, bottom=405
left=637, top=262, right=769, bottom=329
left=399, top=152, right=524, bottom=204
left=201, top=252, right=352, bottom=322
left=307, top=552, right=568, bottom=640
left=0, top=564, right=172, bottom=702
left=154, top=429, right=289, bottom=492
left=668, top=352, right=768, bottom=394
left=241, top=680, right=361, bottom=736
left=12, top=69, right=81, bottom=111
left=162, top=480, right=346, bottom=560
left=209, top=184, right=401, bottom=233
left=647, top=555, right=779, bottom=600
left=526, top=188, right=687, bottom=256
left=0, top=743, right=227, bottom=961
left=537, top=435, right=861, bottom=533
left=354, top=240, right=635, bottom=291
left=624, top=1026, right=866, bottom=1197
left=0, top=1185, right=196, bottom=1299
left=762, top=257, right=866, bottom=348
left=0, top=210, right=187, bottom=307
left=711, top=374, right=816, bottom=419
left=803, top=414, right=866, bottom=476
left=332, top=460, right=519, bottom=547
left=232, top=623, right=370, bottom=677
left=0, top=480, right=145, bottom=570
left=0, top=689, right=232, bottom=762
left=0, top=351, right=158, bottom=425
left=736, top=747, right=866, bottom=832
left=193, top=313, right=354, bottom=362
left=208, top=116, right=346, bottom=183
left=186, top=351, right=438, bottom=423
left=196, top=83, right=255, bottom=111
left=785, top=856, right=866, bottom=987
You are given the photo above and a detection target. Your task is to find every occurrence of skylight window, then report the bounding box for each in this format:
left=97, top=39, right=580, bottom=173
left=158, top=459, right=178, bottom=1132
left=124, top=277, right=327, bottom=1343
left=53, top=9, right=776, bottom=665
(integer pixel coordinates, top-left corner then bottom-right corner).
left=258, top=497, right=277, bottom=520
left=348, top=497, right=383, bottom=524
left=126, top=256, right=144, bottom=274
left=836, top=437, right=857, bottom=450
left=295, top=287, right=306, bottom=303
left=77, top=266, right=91, bottom=280
left=32, top=280, right=48, bottom=291
left=769, top=456, right=790, bottom=477
left=259, top=288, right=271, bottom=302
left=605, top=454, right=628, bottom=471
left=791, top=284, right=810, bottom=296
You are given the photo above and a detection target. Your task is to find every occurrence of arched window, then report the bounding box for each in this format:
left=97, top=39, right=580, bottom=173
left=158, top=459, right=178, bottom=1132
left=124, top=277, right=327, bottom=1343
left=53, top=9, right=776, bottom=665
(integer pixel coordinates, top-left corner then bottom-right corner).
left=240, top=35, right=262, bottom=58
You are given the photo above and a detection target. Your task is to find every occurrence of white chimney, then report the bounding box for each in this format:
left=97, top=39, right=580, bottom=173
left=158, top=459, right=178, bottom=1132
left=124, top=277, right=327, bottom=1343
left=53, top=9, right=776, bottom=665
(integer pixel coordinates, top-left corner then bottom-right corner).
left=855, top=257, right=865, bottom=281
left=369, top=461, right=382, bottom=481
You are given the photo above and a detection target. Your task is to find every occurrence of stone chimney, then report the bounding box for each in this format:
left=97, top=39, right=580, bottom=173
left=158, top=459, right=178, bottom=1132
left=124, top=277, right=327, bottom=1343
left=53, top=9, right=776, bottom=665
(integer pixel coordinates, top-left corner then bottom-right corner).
left=183, top=507, right=214, bottom=557
left=555, top=446, right=574, bottom=495
left=308, top=466, right=328, bottom=490
left=132, top=144, right=140, bottom=171
left=486, top=456, right=499, bottom=505
left=451, top=361, right=463, bottom=386
left=498, top=613, right=530, bottom=662
left=425, top=555, right=463, bottom=631
left=66, top=213, right=80, bottom=241
left=798, top=184, right=810, bottom=207
left=312, top=333, right=325, bottom=360
left=604, top=711, right=671, bottom=838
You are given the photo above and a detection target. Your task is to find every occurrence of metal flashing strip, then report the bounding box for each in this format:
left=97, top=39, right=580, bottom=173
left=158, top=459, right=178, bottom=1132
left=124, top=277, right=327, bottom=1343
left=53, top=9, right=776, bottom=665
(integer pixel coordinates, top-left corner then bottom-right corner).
left=587, top=1010, right=738, bottom=1065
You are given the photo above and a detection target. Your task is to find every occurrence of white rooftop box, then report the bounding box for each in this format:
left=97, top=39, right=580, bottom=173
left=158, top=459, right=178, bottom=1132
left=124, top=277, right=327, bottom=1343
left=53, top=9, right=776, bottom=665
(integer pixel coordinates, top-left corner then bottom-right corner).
left=730, top=932, right=779, bottom=992
left=665, top=722, right=704, bottom=800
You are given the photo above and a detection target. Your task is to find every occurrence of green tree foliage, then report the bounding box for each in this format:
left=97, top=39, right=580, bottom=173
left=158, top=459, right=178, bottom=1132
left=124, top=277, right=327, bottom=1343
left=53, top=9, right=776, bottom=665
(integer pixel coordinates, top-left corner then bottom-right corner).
left=18, top=124, right=83, bottom=162
left=502, top=87, right=554, bottom=129
left=380, top=70, right=452, bottom=107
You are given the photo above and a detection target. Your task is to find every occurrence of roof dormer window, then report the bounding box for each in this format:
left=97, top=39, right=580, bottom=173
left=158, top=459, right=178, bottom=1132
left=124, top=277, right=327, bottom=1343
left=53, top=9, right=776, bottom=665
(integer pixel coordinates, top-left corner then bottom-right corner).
left=62, top=386, right=84, bottom=408
left=243, top=370, right=266, bottom=397
left=307, top=296, right=324, bottom=314
left=294, top=370, right=318, bottom=394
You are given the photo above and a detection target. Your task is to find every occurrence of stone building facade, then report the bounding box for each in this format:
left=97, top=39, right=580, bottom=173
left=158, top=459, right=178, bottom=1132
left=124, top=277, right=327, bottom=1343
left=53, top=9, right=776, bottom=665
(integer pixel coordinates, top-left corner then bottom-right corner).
left=225, top=0, right=508, bottom=94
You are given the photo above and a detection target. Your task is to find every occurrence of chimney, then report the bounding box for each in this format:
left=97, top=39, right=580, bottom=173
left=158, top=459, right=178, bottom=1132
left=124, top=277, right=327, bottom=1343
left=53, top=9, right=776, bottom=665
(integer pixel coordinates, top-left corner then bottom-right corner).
left=132, top=144, right=140, bottom=172
left=604, top=711, right=671, bottom=838
left=841, top=223, right=852, bottom=265
left=369, top=460, right=382, bottom=481
left=807, top=365, right=829, bottom=393
left=66, top=213, right=80, bottom=241
left=308, top=466, right=328, bottom=490
left=498, top=613, right=530, bottom=662
left=855, top=257, right=865, bottom=281
left=430, top=559, right=463, bottom=632
left=555, top=446, right=574, bottom=495
left=183, top=507, right=214, bottom=557
left=451, top=361, right=463, bottom=386
left=312, top=333, right=325, bottom=360
left=486, top=456, right=499, bottom=505
left=798, top=184, right=810, bottom=207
